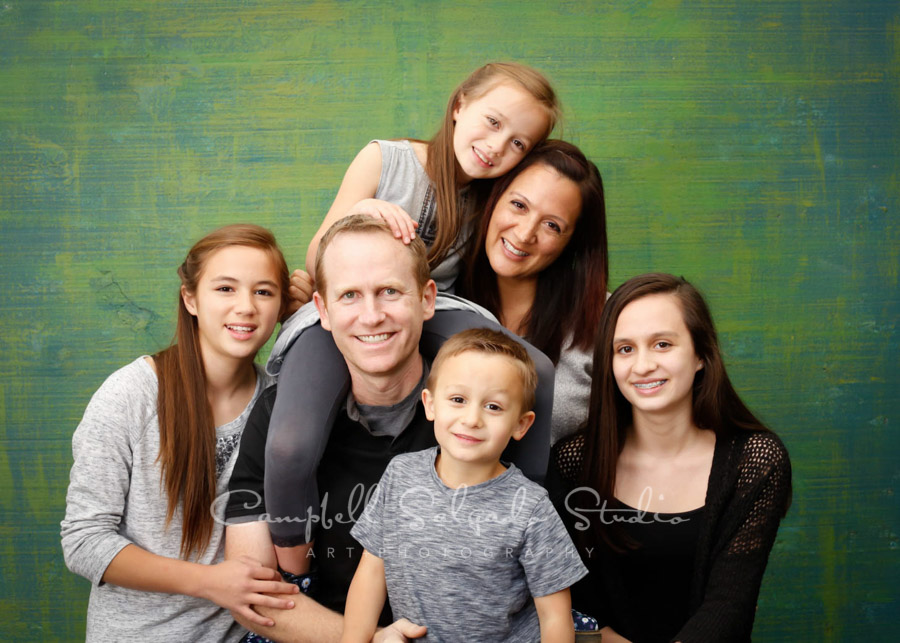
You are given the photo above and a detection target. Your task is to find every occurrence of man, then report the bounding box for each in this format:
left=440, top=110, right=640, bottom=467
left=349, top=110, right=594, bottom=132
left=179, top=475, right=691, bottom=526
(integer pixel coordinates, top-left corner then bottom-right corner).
left=225, top=215, right=442, bottom=642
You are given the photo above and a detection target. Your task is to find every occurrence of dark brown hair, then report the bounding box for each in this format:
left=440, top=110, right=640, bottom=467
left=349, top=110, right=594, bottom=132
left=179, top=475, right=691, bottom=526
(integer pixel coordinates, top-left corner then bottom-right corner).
left=425, top=62, right=560, bottom=270
left=581, top=273, right=772, bottom=545
left=459, top=139, right=608, bottom=363
left=426, top=327, right=538, bottom=412
left=154, top=224, right=289, bottom=558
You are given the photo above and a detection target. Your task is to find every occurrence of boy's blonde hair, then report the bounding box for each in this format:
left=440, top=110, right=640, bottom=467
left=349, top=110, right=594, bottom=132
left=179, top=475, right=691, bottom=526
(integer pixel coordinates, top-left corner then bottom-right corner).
left=427, top=328, right=537, bottom=412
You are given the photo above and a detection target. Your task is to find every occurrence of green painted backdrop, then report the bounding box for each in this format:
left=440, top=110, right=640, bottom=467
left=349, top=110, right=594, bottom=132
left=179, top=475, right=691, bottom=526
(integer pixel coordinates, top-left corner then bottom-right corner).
left=1, top=1, right=897, bottom=640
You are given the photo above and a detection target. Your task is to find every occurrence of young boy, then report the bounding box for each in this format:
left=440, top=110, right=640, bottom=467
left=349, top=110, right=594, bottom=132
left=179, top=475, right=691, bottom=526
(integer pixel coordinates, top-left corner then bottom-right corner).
left=343, top=329, right=587, bottom=642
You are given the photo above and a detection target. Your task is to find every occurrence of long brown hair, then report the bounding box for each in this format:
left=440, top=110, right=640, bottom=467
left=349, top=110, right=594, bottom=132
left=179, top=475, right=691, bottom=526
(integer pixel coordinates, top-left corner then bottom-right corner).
left=154, top=224, right=289, bottom=558
left=459, top=139, right=608, bottom=363
left=425, top=62, right=560, bottom=269
left=582, top=274, right=772, bottom=544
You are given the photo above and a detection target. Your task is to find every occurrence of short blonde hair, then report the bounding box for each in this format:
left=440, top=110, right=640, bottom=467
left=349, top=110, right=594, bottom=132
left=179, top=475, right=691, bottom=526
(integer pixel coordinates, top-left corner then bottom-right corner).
left=427, top=328, right=537, bottom=412
left=315, top=214, right=431, bottom=297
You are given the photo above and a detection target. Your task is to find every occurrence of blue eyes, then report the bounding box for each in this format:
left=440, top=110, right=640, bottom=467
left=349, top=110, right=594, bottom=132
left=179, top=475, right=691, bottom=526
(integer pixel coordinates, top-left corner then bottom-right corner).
left=340, top=288, right=399, bottom=300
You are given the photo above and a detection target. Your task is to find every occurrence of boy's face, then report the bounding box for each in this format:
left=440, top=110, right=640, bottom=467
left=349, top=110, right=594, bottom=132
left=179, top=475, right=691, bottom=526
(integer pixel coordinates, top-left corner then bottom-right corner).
left=422, top=351, right=535, bottom=469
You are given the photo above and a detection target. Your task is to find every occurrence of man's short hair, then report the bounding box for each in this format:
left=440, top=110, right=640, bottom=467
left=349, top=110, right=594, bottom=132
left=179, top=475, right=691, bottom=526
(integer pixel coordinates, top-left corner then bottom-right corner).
left=315, top=214, right=431, bottom=297
left=426, top=328, right=538, bottom=412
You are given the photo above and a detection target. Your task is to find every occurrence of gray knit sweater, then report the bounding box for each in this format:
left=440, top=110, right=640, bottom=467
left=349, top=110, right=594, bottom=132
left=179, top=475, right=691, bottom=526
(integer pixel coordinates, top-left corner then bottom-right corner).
left=61, top=357, right=271, bottom=642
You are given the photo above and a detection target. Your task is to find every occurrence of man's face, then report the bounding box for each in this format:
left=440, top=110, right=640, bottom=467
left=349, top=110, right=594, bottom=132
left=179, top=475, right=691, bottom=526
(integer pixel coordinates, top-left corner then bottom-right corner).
left=314, top=231, right=436, bottom=386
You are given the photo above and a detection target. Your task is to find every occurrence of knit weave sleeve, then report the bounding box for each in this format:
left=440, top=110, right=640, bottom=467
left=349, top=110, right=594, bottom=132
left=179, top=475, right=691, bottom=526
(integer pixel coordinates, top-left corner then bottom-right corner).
left=675, top=431, right=792, bottom=642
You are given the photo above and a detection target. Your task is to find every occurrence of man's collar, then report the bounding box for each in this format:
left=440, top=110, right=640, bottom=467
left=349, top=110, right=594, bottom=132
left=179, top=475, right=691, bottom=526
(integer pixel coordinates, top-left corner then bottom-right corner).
left=345, top=360, right=430, bottom=437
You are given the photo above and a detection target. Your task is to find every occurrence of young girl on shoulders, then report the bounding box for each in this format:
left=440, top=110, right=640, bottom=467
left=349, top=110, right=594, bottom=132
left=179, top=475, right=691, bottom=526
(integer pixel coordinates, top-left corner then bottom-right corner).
left=62, top=224, right=300, bottom=642
left=548, top=273, right=792, bottom=642
left=265, top=62, right=562, bottom=575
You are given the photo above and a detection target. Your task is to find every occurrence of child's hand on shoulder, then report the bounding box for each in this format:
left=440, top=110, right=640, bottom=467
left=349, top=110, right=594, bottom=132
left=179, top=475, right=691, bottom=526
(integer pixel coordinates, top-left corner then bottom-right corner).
left=351, top=198, right=419, bottom=244
left=284, top=269, right=314, bottom=318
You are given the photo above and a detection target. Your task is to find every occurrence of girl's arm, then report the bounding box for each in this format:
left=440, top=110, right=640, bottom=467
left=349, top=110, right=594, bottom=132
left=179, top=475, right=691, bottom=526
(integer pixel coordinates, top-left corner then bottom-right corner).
left=673, top=433, right=792, bottom=641
left=305, top=142, right=418, bottom=278
left=102, top=545, right=298, bottom=628
left=341, top=549, right=389, bottom=643
left=60, top=362, right=298, bottom=629
left=285, top=268, right=315, bottom=318
left=534, top=588, right=575, bottom=643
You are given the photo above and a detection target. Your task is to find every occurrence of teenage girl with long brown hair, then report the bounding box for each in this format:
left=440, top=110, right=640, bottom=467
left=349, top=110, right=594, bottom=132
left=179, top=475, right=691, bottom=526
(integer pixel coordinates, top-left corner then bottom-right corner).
left=548, top=273, right=792, bottom=642
left=62, top=224, right=299, bottom=641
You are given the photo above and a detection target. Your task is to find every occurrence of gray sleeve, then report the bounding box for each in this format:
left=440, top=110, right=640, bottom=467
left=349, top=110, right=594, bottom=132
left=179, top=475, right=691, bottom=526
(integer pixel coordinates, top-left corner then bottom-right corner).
left=550, top=340, right=593, bottom=444
left=60, top=361, right=154, bottom=585
left=521, top=494, right=589, bottom=598
left=349, top=459, right=393, bottom=558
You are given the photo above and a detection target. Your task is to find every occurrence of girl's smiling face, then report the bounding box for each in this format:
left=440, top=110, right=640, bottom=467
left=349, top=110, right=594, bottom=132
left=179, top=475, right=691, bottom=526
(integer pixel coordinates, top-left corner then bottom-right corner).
left=181, top=245, right=284, bottom=365
left=612, top=293, right=704, bottom=420
left=484, top=163, right=582, bottom=282
left=452, top=82, right=551, bottom=183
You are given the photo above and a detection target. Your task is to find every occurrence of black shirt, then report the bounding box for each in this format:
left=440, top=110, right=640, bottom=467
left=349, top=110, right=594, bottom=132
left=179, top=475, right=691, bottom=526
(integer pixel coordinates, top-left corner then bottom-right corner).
left=226, top=384, right=436, bottom=623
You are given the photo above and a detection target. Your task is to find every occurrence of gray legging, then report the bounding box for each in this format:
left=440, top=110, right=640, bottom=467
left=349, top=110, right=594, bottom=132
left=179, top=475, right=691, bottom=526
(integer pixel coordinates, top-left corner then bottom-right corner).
left=263, top=309, right=555, bottom=547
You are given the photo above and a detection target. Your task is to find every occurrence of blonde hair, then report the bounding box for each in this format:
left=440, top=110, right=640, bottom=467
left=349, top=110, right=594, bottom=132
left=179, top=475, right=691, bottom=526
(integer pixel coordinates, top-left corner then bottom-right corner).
left=315, top=214, right=431, bottom=297
left=425, top=62, right=561, bottom=269
left=427, top=327, right=538, bottom=412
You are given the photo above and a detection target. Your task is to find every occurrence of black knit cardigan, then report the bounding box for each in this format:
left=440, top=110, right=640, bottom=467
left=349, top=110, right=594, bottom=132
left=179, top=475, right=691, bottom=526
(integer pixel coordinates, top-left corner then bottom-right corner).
left=546, top=428, right=792, bottom=642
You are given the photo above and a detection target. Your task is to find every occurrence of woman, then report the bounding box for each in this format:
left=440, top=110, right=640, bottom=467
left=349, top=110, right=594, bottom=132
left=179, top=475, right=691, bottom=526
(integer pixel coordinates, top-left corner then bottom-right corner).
left=61, top=224, right=300, bottom=641
left=459, top=139, right=609, bottom=443
left=548, top=273, right=792, bottom=642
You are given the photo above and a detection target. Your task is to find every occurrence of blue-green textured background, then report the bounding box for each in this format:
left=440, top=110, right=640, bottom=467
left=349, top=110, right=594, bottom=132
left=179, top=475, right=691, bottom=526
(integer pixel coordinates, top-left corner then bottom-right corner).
left=1, top=1, right=897, bottom=640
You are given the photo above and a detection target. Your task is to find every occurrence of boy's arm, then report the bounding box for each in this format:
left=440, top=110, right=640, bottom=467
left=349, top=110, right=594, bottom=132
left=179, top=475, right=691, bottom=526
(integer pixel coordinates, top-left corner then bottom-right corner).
left=534, top=588, right=575, bottom=643
left=341, top=549, right=389, bottom=643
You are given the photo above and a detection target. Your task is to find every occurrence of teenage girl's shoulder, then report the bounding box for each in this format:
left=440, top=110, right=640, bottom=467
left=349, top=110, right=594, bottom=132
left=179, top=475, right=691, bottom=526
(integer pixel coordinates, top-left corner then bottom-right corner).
left=77, top=357, right=159, bottom=442
left=736, top=430, right=790, bottom=469
left=731, top=430, right=792, bottom=505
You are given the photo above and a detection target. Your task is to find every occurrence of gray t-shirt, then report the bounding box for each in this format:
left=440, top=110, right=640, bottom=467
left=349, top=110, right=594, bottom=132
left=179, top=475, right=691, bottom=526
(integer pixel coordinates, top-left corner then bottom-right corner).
left=351, top=447, right=587, bottom=642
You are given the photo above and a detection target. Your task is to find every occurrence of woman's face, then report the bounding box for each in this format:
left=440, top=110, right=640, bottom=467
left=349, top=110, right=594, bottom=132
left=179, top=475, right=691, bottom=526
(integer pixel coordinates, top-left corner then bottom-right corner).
left=611, top=293, right=703, bottom=420
left=484, top=163, right=582, bottom=282
left=181, top=245, right=283, bottom=365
